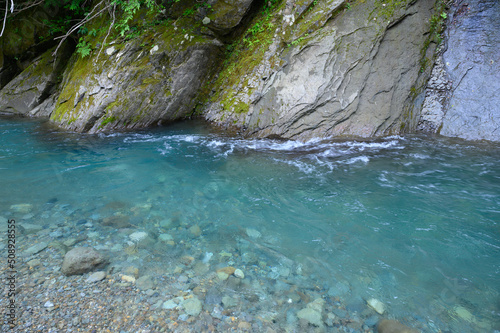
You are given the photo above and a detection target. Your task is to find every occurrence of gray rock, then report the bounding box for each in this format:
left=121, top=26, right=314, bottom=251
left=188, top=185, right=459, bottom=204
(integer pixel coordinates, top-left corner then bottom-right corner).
left=206, top=0, right=254, bottom=34
left=0, top=43, right=72, bottom=117
left=204, top=0, right=438, bottom=140
left=438, top=0, right=500, bottom=142
left=222, top=295, right=238, bottom=309
left=182, top=297, right=202, bottom=316
left=86, top=271, right=107, bottom=283
left=136, top=275, right=155, bottom=290
left=25, top=242, right=48, bottom=255
left=61, top=247, right=107, bottom=276
left=50, top=25, right=222, bottom=133
left=297, top=307, right=323, bottom=327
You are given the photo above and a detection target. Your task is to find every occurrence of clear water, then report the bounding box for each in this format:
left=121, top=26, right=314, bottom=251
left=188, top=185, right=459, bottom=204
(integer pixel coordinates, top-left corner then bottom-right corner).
left=1, top=118, right=499, bottom=332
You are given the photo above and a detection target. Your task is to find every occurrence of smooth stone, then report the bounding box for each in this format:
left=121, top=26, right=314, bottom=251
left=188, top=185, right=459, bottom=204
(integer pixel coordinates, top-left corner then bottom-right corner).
left=328, top=281, right=350, bottom=297
left=25, top=242, right=48, bottom=255
left=27, top=259, right=41, bottom=268
left=377, top=319, right=419, bottom=333
left=234, top=269, right=245, bottom=279
left=121, top=275, right=136, bottom=283
left=136, top=275, right=155, bottom=290
left=124, top=266, right=139, bottom=278
left=245, top=228, right=261, bottom=239
left=86, top=271, right=106, bottom=283
left=129, top=231, right=148, bottom=242
left=217, top=266, right=236, bottom=275
left=307, top=298, right=325, bottom=313
left=182, top=297, right=202, bottom=316
left=188, top=225, right=202, bottom=237
left=222, top=296, right=238, bottom=308
left=19, top=223, right=43, bottom=234
left=217, top=270, right=229, bottom=280
left=63, top=238, right=78, bottom=247
left=454, top=306, right=474, bottom=322
left=10, top=203, right=33, bottom=213
left=44, top=301, right=54, bottom=308
left=367, top=298, right=386, bottom=315
left=159, top=233, right=173, bottom=242
left=49, top=230, right=64, bottom=238
left=297, top=307, right=323, bottom=327
left=61, top=247, right=107, bottom=276
left=364, top=315, right=379, bottom=327
left=162, top=299, right=178, bottom=310
left=202, top=17, right=210, bottom=25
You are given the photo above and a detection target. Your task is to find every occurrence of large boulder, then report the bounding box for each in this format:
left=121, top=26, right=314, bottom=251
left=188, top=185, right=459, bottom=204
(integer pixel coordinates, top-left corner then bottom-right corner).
left=0, top=43, right=72, bottom=117
left=50, top=18, right=222, bottom=133
left=204, top=0, right=439, bottom=140
left=61, top=247, right=107, bottom=276
left=206, top=0, right=255, bottom=34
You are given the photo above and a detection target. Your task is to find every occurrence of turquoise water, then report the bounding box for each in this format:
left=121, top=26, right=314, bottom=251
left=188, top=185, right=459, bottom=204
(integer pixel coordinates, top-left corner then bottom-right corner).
left=1, top=118, right=499, bottom=332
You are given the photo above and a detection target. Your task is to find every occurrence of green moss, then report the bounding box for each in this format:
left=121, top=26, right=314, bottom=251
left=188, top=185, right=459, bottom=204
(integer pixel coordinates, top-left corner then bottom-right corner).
left=100, top=115, right=117, bottom=127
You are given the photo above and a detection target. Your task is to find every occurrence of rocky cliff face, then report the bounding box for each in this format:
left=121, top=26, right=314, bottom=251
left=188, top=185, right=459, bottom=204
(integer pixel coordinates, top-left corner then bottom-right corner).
left=205, top=0, right=439, bottom=140
left=419, top=0, right=500, bottom=142
left=0, top=0, right=498, bottom=142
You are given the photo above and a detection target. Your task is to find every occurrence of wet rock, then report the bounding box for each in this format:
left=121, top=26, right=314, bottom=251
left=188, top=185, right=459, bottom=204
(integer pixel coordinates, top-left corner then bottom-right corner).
left=205, top=0, right=255, bottom=34
left=222, top=295, right=238, bottom=309
left=86, top=271, right=107, bottom=283
left=377, top=319, right=419, bottom=333
left=437, top=0, right=500, bottom=142
left=367, top=298, right=386, bottom=315
left=297, top=298, right=325, bottom=327
left=245, top=228, right=261, bottom=239
left=50, top=22, right=222, bottom=134
left=182, top=296, right=202, bottom=316
left=234, top=269, right=245, bottom=279
left=204, top=0, right=438, bottom=140
left=297, top=307, right=322, bottom=327
left=61, top=247, right=107, bottom=276
left=121, top=275, right=136, bottom=283
left=123, top=266, right=139, bottom=278
left=0, top=43, right=72, bottom=117
left=188, top=225, right=202, bottom=238
left=25, top=242, right=48, bottom=255
left=136, top=275, right=155, bottom=290
left=10, top=203, right=33, bottom=214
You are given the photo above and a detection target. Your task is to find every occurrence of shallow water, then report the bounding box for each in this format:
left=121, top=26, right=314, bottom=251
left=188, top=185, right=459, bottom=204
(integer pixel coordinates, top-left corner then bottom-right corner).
left=1, top=118, right=499, bottom=332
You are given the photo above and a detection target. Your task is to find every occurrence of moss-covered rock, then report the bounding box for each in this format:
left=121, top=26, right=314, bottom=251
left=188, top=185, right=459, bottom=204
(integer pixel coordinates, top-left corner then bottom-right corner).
left=204, top=0, right=440, bottom=140
left=50, top=18, right=222, bottom=133
left=0, top=42, right=72, bottom=116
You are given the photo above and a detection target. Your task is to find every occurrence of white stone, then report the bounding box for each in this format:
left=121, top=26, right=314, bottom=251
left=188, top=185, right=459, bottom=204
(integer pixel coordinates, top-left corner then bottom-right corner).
left=44, top=301, right=54, bottom=308
left=246, top=228, right=261, bottom=239
left=234, top=269, right=245, bottom=279
left=105, top=46, right=116, bottom=56
left=202, top=17, right=210, bottom=25
left=182, top=297, right=202, bottom=316
left=10, top=203, right=33, bottom=213
left=159, top=233, right=173, bottom=242
left=150, top=45, right=159, bottom=55
left=297, top=307, right=322, bottom=326
left=367, top=298, right=386, bottom=315
left=129, top=231, right=148, bottom=242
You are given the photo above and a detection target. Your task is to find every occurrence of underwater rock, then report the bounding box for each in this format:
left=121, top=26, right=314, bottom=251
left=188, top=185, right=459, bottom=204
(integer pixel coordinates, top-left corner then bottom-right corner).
left=182, top=296, right=202, bottom=316
left=86, top=271, right=107, bottom=283
left=367, top=298, right=386, bottom=315
left=61, top=247, right=107, bottom=276
left=377, top=319, right=419, bottom=333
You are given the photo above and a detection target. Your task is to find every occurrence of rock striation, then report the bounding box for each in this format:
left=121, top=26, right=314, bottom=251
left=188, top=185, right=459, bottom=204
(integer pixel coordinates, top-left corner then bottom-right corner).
left=420, top=0, right=500, bottom=141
